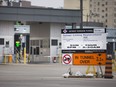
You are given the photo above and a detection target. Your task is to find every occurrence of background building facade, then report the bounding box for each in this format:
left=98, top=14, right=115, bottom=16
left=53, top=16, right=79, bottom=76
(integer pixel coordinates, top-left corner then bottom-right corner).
left=64, top=0, right=116, bottom=28
left=89, top=0, right=116, bottom=28
left=64, top=0, right=90, bottom=22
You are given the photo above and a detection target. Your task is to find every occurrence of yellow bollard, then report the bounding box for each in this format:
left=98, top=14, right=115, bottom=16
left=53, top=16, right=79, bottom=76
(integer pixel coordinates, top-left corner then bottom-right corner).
left=16, top=53, right=19, bottom=63
left=24, top=47, right=26, bottom=64
left=59, top=49, right=62, bottom=64
left=3, top=55, right=6, bottom=64
left=28, top=54, right=30, bottom=63
left=59, top=54, right=62, bottom=64
left=112, top=59, right=116, bottom=72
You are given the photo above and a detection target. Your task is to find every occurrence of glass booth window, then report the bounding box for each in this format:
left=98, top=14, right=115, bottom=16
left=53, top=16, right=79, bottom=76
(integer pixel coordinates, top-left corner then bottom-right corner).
left=51, top=39, right=58, bottom=46
left=0, top=38, right=4, bottom=45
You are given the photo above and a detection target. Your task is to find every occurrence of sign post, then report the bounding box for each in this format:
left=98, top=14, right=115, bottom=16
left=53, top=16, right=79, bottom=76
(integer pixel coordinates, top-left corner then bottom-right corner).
left=62, top=54, right=72, bottom=65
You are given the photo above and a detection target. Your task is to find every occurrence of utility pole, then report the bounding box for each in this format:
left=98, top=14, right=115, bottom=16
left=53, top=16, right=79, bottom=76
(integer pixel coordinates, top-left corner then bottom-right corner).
left=80, top=0, right=83, bottom=29
left=7, top=0, right=10, bottom=6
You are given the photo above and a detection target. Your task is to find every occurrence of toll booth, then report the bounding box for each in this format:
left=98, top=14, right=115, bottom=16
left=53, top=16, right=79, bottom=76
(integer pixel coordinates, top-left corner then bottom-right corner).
left=106, top=29, right=116, bottom=59
left=14, top=25, right=30, bottom=59
left=30, top=38, right=50, bottom=63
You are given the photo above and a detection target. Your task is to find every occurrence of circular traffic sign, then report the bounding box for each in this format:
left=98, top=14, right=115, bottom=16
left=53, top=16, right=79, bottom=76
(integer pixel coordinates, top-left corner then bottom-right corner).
left=63, top=54, right=72, bottom=64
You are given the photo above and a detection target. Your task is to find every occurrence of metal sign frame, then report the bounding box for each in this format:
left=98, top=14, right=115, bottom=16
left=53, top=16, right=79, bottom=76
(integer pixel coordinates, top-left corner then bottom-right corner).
left=61, top=28, right=107, bottom=65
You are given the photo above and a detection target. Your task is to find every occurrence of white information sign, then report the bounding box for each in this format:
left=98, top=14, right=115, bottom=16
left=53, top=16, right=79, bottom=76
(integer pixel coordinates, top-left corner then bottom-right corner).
left=61, top=29, right=106, bottom=50
left=61, top=29, right=107, bottom=65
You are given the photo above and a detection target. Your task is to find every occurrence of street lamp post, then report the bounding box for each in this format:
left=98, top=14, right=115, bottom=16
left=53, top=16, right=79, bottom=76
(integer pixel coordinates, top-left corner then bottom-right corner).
left=80, top=0, right=83, bottom=29
left=113, top=39, right=116, bottom=59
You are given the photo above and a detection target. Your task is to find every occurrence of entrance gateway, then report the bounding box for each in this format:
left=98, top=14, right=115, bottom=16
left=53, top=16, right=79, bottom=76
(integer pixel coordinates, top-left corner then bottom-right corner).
left=61, top=28, right=107, bottom=65
left=14, top=25, right=50, bottom=63
left=0, top=6, right=81, bottom=64
left=14, top=25, right=30, bottom=63
left=30, top=38, right=50, bottom=63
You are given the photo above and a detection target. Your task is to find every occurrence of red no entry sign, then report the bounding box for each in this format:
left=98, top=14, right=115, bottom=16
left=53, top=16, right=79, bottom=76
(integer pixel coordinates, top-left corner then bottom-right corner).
left=62, top=54, right=72, bottom=64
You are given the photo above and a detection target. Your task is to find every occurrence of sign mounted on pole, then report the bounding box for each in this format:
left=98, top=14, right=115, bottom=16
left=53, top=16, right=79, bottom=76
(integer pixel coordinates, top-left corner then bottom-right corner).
left=61, top=28, right=107, bottom=65
left=73, top=53, right=106, bottom=65
left=61, top=29, right=106, bottom=51
left=62, top=54, right=72, bottom=65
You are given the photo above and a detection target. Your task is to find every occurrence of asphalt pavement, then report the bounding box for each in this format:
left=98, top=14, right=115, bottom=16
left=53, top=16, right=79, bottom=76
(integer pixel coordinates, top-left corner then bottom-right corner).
left=0, top=63, right=116, bottom=87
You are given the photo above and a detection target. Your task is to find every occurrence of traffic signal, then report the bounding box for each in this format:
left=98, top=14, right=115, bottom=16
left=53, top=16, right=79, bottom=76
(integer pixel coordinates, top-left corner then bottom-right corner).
left=15, top=41, right=20, bottom=47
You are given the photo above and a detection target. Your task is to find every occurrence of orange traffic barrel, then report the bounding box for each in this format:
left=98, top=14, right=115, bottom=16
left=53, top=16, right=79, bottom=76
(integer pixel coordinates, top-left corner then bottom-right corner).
left=104, top=55, right=113, bottom=79
left=8, top=55, right=12, bottom=63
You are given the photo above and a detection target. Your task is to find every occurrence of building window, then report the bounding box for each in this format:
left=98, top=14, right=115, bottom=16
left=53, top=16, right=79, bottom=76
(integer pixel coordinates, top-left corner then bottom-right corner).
left=102, top=16, right=104, bottom=18
left=106, top=13, right=108, bottom=17
left=114, top=8, right=116, bottom=11
left=114, top=13, right=116, bottom=17
left=0, top=38, right=4, bottom=45
left=114, top=19, right=116, bottom=23
left=114, top=24, right=116, bottom=28
left=102, top=10, right=104, bottom=12
left=98, top=8, right=100, bottom=12
left=51, top=39, right=58, bottom=46
left=114, top=2, right=116, bottom=5
left=97, top=14, right=100, bottom=17
left=106, top=8, right=108, bottom=11
left=106, top=19, right=107, bottom=23
left=90, top=0, right=92, bottom=1
left=102, top=4, right=104, bottom=6
left=106, top=2, right=108, bottom=5
left=98, top=2, right=100, bottom=6
left=90, top=4, right=92, bottom=7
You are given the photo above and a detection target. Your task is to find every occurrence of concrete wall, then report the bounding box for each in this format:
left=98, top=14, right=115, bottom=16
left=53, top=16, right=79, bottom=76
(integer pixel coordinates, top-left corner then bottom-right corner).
left=0, top=21, right=14, bottom=56
left=50, top=23, right=65, bottom=62
left=0, top=6, right=80, bottom=23
left=30, top=22, right=50, bottom=38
